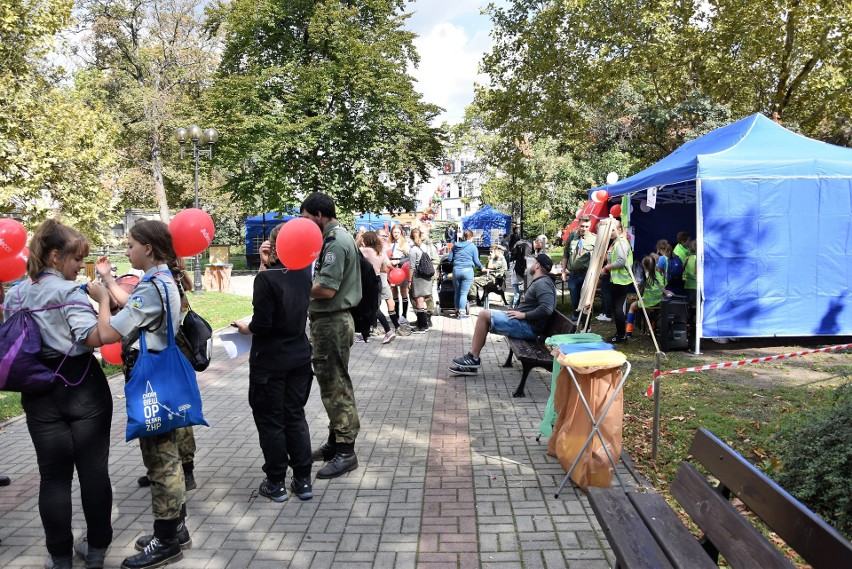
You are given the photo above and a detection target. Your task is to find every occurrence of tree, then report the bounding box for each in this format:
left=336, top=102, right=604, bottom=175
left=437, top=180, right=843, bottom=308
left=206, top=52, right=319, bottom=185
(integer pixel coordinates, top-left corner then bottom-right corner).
left=77, top=0, right=221, bottom=222
left=206, top=0, right=445, bottom=214
left=480, top=0, right=852, bottom=162
left=1, top=0, right=120, bottom=240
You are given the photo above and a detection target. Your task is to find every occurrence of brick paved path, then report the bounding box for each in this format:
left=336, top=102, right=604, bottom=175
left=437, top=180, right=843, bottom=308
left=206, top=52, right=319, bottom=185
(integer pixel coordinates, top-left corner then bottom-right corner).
left=0, top=308, right=619, bottom=568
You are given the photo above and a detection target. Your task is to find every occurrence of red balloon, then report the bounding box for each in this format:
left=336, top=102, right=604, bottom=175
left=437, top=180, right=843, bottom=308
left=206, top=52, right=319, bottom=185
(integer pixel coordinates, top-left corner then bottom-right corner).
left=592, top=189, right=609, bottom=203
left=169, top=208, right=215, bottom=257
left=100, top=342, right=123, bottom=365
left=276, top=218, right=323, bottom=270
left=388, top=268, right=406, bottom=286
left=610, top=204, right=622, bottom=218
left=0, top=218, right=27, bottom=260
left=401, top=261, right=410, bottom=273
left=0, top=246, right=28, bottom=282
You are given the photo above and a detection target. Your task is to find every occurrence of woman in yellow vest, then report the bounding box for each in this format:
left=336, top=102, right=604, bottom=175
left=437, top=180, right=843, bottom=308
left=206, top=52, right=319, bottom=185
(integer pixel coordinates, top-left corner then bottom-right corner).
left=601, top=220, right=633, bottom=343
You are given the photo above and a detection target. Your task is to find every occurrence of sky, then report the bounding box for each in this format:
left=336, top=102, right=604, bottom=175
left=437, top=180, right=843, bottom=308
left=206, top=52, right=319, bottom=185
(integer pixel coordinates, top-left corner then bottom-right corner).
left=404, top=0, right=506, bottom=125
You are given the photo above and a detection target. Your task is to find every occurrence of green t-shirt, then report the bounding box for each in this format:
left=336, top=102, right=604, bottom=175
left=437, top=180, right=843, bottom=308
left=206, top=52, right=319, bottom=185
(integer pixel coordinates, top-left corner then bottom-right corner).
left=310, top=222, right=362, bottom=313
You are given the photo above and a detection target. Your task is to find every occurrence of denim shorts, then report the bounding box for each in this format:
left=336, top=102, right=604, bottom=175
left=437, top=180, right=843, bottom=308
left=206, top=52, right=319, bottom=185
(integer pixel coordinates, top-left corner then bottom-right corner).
left=490, top=310, right=537, bottom=340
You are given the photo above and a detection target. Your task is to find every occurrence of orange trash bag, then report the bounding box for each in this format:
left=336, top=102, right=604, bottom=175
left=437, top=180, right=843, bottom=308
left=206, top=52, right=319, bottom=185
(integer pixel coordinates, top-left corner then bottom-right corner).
left=547, top=351, right=626, bottom=489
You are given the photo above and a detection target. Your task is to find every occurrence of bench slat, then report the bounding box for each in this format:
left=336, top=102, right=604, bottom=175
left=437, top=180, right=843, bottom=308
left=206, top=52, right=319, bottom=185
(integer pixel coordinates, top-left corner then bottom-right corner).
left=587, top=488, right=675, bottom=569
left=689, top=428, right=852, bottom=569
left=628, top=492, right=718, bottom=569
left=671, top=462, right=794, bottom=569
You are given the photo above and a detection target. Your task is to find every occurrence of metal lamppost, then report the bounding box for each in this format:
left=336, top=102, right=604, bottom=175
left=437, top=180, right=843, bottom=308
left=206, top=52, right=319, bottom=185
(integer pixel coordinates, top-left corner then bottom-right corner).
left=175, top=125, right=218, bottom=295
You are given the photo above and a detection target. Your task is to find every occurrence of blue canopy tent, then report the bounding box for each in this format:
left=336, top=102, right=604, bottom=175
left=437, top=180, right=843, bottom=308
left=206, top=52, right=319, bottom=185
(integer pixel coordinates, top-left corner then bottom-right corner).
left=355, top=214, right=394, bottom=231
left=245, top=211, right=295, bottom=256
left=461, top=205, right=512, bottom=247
left=590, top=113, right=852, bottom=351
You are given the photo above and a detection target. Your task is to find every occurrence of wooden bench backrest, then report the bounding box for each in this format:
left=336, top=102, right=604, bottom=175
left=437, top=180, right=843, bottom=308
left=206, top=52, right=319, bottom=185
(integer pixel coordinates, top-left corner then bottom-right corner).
left=685, top=428, right=852, bottom=569
left=544, top=310, right=574, bottom=337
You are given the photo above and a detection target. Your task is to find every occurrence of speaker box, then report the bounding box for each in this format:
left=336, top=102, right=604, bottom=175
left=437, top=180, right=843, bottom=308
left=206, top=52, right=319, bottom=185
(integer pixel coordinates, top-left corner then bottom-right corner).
left=659, top=295, right=689, bottom=351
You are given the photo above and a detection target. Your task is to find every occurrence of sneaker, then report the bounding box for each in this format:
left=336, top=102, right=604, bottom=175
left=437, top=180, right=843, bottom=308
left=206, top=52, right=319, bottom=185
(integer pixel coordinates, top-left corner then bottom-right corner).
left=412, top=328, right=427, bottom=334
left=121, top=537, right=182, bottom=569
left=596, top=314, right=612, bottom=322
left=398, top=316, right=408, bottom=325
left=44, top=554, right=73, bottom=569
left=448, top=365, right=479, bottom=376
left=452, top=353, right=481, bottom=368
left=75, top=536, right=108, bottom=569
left=610, top=336, right=628, bottom=344
left=381, top=331, right=396, bottom=344
left=134, top=522, right=192, bottom=552
left=354, top=335, right=365, bottom=343
left=290, top=477, right=313, bottom=501
left=317, top=452, right=359, bottom=479
left=711, top=337, right=730, bottom=344
left=457, top=313, right=470, bottom=319
left=258, top=478, right=289, bottom=502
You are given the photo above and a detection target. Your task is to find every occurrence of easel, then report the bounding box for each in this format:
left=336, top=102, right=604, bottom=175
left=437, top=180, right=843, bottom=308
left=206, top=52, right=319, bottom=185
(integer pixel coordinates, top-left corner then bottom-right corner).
left=574, top=217, right=615, bottom=332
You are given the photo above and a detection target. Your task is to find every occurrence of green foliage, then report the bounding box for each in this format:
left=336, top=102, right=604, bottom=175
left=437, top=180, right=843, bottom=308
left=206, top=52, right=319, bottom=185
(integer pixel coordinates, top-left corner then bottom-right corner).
left=480, top=0, right=852, bottom=161
left=1, top=0, right=120, bottom=240
left=773, top=384, right=852, bottom=539
left=206, top=0, right=445, bottom=214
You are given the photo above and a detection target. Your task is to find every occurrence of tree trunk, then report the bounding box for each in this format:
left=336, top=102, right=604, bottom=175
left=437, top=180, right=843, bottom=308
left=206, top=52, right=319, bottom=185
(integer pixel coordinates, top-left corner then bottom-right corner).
left=151, top=142, right=170, bottom=222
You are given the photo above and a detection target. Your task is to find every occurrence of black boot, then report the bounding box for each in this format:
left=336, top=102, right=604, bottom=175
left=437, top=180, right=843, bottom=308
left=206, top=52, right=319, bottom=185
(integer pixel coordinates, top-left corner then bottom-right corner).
left=182, top=461, right=196, bottom=491
left=134, top=505, right=192, bottom=552
left=311, top=429, right=336, bottom=462
left=122, top=519, right=183, bottom=569
left=317, top=443, right=358, bottom=479
left=413, top=310, right=428, bottom=333
left=426, top=312, right=433, bottom=328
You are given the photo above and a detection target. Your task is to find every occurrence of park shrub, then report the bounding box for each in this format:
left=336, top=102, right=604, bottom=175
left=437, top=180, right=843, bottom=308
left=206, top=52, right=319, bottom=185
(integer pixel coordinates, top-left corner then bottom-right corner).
left=773, top=383, right=852, bottom=539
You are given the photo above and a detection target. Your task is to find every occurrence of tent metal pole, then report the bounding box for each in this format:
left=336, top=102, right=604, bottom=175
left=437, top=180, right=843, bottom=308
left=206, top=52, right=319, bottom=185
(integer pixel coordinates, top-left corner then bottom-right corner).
left=695, top=179, right=704, bottom=354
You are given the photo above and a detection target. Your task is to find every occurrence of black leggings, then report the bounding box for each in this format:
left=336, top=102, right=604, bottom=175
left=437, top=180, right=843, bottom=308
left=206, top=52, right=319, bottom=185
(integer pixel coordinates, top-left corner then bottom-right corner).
left=22, top=354, right=113, bottom=556
left=610, top=282, right=632, bottom=338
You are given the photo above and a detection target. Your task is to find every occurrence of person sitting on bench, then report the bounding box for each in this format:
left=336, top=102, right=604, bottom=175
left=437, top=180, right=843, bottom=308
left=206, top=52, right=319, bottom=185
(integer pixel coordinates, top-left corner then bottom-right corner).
left=448, top=254, right=556, bottom=376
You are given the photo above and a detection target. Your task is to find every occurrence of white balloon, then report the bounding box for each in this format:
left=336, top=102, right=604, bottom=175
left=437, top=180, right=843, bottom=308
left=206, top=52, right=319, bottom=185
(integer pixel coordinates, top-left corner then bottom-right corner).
left=640, top=199, right=651, bottom=212
left=606, top=172, right=619, bottom=185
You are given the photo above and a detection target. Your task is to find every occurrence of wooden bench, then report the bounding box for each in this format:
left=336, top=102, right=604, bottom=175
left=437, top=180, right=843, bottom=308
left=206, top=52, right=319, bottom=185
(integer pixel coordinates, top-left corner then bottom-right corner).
left=587, top=428, right=852, bottom=569
left=501, top=309, right=576, bottom=398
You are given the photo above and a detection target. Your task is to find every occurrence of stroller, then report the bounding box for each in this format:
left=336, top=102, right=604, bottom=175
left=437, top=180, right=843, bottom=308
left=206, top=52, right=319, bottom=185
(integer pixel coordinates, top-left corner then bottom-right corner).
left=436, top=255, right=476, bottom=315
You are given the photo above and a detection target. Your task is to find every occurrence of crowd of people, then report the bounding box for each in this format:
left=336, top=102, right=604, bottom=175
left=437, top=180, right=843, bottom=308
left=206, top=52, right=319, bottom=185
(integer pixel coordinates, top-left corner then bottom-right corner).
left=3, top=194, right=701, bottom=568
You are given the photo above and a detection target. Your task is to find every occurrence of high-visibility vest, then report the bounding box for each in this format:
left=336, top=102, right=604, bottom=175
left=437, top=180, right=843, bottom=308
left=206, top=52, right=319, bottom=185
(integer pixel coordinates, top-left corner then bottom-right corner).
left=609, top=237, right=633, bottom=286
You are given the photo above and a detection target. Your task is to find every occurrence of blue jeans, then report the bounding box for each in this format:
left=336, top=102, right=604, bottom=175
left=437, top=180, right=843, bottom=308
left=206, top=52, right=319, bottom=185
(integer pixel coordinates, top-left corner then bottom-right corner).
left=512, top=282, right=522, bottom=307
left=453, top=267, right=475, bottom=312
left=490, top=311, right=537, bottom=340
left=567, top=271, right=586, bottom=316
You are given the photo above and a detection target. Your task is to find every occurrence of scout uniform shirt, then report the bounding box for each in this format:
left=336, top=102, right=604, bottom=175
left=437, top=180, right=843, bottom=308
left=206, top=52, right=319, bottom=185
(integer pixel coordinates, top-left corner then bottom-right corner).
left=110, top=264, right=181, bottom=352
left=310, top=222, right=362, bottom=314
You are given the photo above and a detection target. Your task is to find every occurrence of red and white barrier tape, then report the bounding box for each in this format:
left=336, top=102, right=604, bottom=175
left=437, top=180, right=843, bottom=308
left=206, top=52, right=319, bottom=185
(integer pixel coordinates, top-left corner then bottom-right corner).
left=645, top=343, right=852, bottom=397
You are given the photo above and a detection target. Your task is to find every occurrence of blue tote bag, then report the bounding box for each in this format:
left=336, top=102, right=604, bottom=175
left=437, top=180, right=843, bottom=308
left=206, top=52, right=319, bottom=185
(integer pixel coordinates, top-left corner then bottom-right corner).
left=125, top=277, right=209, bottom=441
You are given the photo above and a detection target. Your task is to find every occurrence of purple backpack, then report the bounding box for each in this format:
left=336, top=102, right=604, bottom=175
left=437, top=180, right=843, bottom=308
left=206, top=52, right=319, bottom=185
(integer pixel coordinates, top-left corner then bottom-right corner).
left=0, top=296, right=94, bottom=393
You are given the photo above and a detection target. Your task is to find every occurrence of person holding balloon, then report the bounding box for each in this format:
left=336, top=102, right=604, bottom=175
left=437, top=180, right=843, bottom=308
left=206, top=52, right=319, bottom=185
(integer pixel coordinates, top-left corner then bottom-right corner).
left=86, top=220, right=195, bottom=569
left=387, top=224, right=411, bottom=323
left=300, top=192, right=362, bottom=480
left=2, top=219, right=114, bottom=569
left=230, top=222, right=315, bottom=502
left=93, top=255, right=200, bottom=495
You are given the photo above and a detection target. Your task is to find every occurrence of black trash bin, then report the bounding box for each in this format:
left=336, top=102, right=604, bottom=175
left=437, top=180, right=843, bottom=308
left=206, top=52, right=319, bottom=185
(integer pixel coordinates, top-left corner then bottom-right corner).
left=658, top=295, right=689, bottom=351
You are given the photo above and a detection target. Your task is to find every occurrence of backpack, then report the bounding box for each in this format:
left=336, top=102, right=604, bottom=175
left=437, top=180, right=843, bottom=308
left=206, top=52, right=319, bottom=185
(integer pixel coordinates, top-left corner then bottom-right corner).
left=351, top=249, right=379, bottom=336
left=139, top=274, right=213, bottom=372
left=668, top=255, right=684, bottom=280
left=0, top=289, right=95, bottom=393
left=414, top=247, right=435, bottom=278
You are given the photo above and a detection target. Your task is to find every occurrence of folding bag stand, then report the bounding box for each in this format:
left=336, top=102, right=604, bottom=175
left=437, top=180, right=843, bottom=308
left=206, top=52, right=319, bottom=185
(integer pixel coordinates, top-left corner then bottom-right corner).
left=554, top=358, right=632, bottom=498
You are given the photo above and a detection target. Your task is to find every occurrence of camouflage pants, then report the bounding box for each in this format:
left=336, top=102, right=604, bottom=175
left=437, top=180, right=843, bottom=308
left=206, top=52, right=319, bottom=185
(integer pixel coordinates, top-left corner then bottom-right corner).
left=175, top=426, right=195, bottom=464
left=309, top=311, right=360, bottom=444
left=139, top=430, right=184, bottom=520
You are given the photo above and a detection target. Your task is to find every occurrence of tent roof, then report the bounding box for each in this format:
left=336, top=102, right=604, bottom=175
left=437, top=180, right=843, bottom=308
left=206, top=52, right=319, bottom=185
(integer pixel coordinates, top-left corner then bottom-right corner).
left=594, top=113, right=852, bottom=198
left=245, top=211, right=295, bottom=225
left=462, top=205, right=510, bottom=223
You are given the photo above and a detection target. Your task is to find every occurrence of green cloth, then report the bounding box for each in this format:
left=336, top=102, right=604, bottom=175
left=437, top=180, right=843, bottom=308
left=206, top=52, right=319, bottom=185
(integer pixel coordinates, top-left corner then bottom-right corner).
left=545, top=333, right=602, bottom=348
left=311, top=222, right=362, bottom=313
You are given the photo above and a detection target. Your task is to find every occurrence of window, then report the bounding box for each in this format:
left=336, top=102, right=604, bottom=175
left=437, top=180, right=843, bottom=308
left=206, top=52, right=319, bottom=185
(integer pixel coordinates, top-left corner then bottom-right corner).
left=457, top=208, right=462, bottom=217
